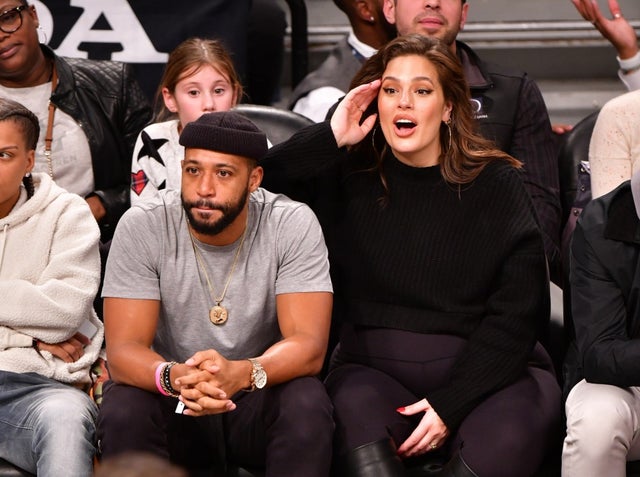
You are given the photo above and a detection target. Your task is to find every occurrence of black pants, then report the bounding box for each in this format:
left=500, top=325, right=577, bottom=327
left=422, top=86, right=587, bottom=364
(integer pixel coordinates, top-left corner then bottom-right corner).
left=325, top=324, right=562, bottom=477
left=97, top=376, right=334, bottom=476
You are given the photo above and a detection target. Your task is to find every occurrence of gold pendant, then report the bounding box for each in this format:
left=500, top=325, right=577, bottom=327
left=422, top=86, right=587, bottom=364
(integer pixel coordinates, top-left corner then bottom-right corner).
left=209, top=305, right=228, bottom=325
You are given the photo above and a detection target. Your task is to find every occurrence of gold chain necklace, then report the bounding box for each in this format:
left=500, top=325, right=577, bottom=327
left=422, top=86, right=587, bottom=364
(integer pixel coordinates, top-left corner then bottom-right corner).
left=188, top=224, right=247, bottom=325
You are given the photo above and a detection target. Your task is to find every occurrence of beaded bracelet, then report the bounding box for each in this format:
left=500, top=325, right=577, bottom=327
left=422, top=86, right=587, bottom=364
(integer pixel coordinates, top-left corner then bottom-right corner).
left=161, top=361, right=180, bottom=398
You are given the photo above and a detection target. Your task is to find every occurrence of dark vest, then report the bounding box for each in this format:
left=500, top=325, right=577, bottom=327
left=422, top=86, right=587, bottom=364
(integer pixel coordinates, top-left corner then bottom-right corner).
left=457, top=41, right=523, bottom=154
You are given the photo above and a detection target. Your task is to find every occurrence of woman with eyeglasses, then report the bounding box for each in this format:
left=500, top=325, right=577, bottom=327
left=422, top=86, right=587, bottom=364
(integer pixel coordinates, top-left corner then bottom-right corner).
left=0, top=0, right=152, bottom=243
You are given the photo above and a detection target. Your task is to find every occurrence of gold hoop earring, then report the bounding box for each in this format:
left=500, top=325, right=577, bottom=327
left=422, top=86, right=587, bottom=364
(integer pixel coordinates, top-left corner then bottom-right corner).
left=445, top=119, right=452, bottom=151
left=371, top=125, right=379, bottom=152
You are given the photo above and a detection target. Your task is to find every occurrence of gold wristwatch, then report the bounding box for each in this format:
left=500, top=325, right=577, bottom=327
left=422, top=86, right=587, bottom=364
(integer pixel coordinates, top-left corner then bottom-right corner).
left=247, top=358, right=267, bottom=391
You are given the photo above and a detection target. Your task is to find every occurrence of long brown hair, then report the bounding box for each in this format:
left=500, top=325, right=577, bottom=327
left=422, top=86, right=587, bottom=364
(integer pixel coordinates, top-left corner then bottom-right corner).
left=154, top=38, right=243, bottom=121
left=349, top=34, right=520, bottom=187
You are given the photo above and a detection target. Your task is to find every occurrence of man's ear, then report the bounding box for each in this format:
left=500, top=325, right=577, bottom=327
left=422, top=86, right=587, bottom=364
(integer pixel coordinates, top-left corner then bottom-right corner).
left=382, top=0, right=397, bottom=25
left=249, top=165, right=263, bottom=192
left=355, top=0, right=374, bottom=23
left=460, top=2, right=469, bottom=30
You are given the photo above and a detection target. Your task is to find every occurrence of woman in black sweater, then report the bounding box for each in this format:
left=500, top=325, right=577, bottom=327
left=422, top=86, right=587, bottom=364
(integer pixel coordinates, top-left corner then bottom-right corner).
left=262, top=35, right=561, bottom=477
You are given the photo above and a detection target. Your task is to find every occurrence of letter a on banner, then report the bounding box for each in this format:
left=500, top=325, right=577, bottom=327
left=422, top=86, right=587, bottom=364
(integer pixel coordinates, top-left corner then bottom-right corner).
left=55, top=0, right=168, bottom=62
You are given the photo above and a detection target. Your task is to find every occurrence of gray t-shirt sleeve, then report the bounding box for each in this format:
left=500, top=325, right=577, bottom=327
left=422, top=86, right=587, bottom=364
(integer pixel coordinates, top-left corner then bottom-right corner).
left=102, top=206, right=162, bottom=300
left=274, top=202, right=333, bottom=295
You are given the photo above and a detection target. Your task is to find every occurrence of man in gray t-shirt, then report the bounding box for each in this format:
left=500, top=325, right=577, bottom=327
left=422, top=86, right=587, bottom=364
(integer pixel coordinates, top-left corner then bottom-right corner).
left=97, top=112, right=334, bottom=476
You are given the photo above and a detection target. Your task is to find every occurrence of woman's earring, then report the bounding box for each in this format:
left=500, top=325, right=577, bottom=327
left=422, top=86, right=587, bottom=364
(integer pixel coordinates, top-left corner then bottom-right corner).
left=24, top=172, right=32, bottom=178
left=371, top=125, right=380, bottom=152
left=37, top=26, right=48, bottom=44
left=445, top=119, right=452, bottom=151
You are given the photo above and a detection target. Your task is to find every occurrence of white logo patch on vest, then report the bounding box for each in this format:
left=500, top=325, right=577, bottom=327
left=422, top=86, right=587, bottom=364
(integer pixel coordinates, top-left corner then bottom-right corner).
left=470, top=98, right=488, bottom=120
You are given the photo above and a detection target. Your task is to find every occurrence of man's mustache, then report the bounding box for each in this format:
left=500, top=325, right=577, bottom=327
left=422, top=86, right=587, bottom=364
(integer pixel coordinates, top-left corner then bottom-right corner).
left=185, top=199, right=226, bottom=211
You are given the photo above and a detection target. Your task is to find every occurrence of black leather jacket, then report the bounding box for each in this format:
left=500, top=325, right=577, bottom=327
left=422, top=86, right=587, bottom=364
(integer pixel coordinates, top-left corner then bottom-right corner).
left=563, top=180, right=640, bottom=397
left=45, top=45, right=152, bottom=240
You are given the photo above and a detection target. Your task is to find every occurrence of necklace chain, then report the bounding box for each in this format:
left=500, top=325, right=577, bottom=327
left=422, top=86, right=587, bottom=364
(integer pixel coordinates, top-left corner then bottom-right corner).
left=188, top=224, right=247, bottom=307
left=44, top=60, right=57, bottom=179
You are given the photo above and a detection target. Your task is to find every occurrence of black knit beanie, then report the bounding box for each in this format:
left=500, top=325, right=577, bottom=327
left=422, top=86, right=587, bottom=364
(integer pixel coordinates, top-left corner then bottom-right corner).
left=179, top=111, right=268, bottom=162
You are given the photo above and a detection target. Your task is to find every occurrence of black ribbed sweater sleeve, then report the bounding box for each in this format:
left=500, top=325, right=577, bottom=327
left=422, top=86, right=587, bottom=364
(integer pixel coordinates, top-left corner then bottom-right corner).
left=423, top=167, right=548, bottom=429
left=262, top=121, right=549, bottom=432
left=262, top=121, right=343, bottom=197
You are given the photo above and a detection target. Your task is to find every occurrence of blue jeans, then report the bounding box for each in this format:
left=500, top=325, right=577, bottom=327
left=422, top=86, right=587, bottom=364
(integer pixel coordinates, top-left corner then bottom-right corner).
left=0, top=371, right=98, bottom=477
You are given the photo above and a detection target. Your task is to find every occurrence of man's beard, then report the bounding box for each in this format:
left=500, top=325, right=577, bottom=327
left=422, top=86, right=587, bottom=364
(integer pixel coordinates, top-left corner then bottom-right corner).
left=182, top=190, right=248, bottom=236
left=409, top=14, right=458, bottom=47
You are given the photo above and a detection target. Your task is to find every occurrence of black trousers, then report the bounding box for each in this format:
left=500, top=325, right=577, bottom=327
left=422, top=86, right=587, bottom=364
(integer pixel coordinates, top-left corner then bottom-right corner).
left=97, top=376, right=334, bottom=477
left=325, top=324, right=562, bottom=477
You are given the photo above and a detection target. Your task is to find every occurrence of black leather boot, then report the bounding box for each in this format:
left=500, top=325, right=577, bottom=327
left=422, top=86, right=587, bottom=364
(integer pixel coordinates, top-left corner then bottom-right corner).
left=438, top=452, right=478, bottom=477
left=339, top=438, right=406, bottom=477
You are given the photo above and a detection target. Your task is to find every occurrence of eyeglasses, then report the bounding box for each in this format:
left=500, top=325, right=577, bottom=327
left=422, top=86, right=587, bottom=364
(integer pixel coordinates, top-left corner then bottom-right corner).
left=0, top=5, right=27, bottom=34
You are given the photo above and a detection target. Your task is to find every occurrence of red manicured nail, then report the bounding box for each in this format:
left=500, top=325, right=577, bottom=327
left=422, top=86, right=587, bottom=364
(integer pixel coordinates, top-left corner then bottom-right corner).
left=396, top=407, right=405, bottom=412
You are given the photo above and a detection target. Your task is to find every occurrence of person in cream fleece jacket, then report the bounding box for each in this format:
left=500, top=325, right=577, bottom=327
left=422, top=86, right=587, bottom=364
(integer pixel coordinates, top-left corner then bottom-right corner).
left=0, top=97, right=104, bottom=477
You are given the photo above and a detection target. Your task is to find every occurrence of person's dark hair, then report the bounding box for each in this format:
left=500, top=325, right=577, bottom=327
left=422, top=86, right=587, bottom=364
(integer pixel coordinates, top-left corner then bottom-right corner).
left=154, top=37, right=243, bottom=122
left=0, top=97, right=40, bottom=149
left=333, top=0, right=347, bottom=13
left=0, top=97, right=39, bottom=198
left=349, top=34, right=519, bottom=189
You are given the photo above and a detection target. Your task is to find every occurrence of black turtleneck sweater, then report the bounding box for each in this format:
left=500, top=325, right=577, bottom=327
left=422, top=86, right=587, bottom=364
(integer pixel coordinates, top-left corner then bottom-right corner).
left=262, top=122, right=549, bottom=431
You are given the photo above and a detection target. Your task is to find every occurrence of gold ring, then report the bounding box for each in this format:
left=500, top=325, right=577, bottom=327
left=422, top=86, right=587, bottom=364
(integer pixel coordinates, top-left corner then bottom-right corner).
left=430, top=443, right=437, bottom=449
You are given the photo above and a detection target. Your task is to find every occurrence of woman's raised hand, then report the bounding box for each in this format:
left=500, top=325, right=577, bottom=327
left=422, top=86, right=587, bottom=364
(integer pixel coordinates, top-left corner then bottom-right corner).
left=572, top=0, right=638, bottom=60
left=330, top=80, right=380, bottom=148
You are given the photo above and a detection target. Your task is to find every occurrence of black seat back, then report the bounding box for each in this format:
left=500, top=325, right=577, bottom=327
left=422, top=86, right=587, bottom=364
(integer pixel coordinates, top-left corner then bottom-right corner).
left=557, top=111, right=599, bottom=226
left=555, top=111, right=598, bottom=364
left=234, top=104, right=313, bottom=146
